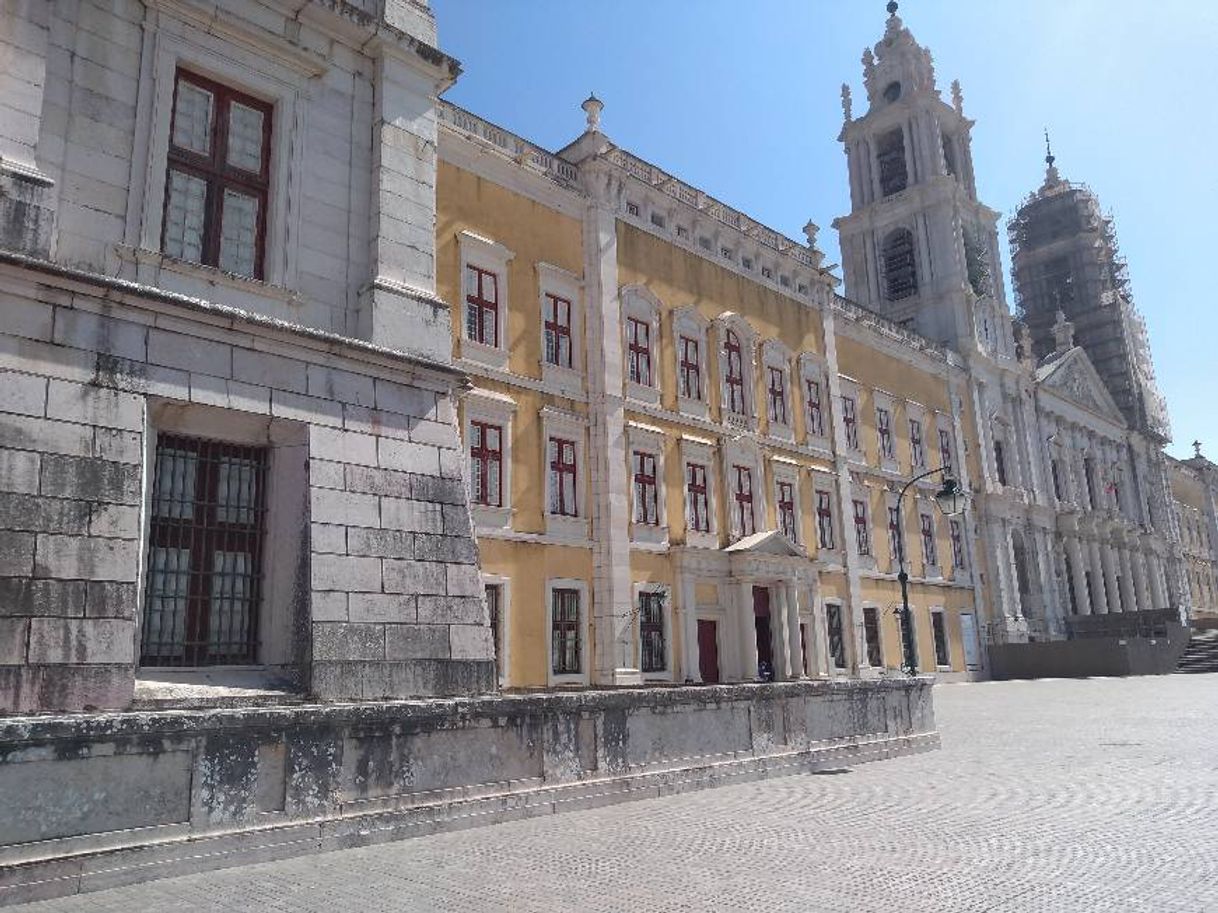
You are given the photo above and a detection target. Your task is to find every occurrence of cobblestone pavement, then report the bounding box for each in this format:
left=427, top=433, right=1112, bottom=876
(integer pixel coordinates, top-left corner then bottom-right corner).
left=20, top=675, right=1218, bottom=912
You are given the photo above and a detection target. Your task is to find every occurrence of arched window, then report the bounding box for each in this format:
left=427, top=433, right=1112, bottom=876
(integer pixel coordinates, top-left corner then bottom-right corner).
left=882, top=228, right=918, bottom=301
left=724, top=330, right=745, bottom=415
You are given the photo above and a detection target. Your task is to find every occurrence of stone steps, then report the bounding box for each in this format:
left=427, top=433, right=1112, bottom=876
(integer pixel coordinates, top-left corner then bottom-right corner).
left=1174, top=631, right=1218, bottom=674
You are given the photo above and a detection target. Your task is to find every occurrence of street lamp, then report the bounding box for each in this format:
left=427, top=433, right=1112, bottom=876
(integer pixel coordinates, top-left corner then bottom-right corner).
left=896, top=470, right=968, bottom=676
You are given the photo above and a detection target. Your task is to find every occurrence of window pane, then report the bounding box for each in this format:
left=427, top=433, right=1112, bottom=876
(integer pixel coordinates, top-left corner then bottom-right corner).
left=163, top=169, right=208, bottom=263
left=209, top=550, right=252, bottom=657
left=218, top=189, right=259, bottom=277
left=216, top=456, right=259, bottom=524
left=227, top=101, right=265, bottom=173
left=172, top=80, right=213, bottom=155
left=142, top=547, right=191, bottom=659
left=152, top=446, right=198, bottom=519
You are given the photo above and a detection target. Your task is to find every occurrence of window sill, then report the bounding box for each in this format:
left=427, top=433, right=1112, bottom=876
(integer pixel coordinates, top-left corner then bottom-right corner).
left=473, top=504, right=513, bottom=531
left=133, top=668, right=301, bottom=710
left=678, top=397, right=710, bottom=421
left=545, top=513, right=589, bottom=542
left=541, top=363, right=584, bottom=397
left=117, top=245, right=300, bottom=305
left=631, top=523, right=668, bottom=546
left=686, top=530, right=719, bottom=550
left=625, top=381, right=661, bottom=406
left=461, top=338, right=510, bottom=370
left=767, top=424, right=795, bottom=443
left=548, top=673, right=590, bottom=688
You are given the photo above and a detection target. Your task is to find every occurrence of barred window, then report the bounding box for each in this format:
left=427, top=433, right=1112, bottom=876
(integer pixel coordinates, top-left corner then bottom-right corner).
left=141, top=434, right=268, bottom=666
left=486, top=583, right=503, bottom=679
left=639, top=592, right=666, bottom=673
left=551, top=588, right=581, bottom=675
left=465, top=265, right=500, bottom=347
left=882, top=228, right=918, bottom=301
left=877, top=127, right=908, bottom=197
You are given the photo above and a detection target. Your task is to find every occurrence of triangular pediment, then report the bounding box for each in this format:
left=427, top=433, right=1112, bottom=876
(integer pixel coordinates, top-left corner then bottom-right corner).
left=1036, top=347, right=1125, bottom=426
left=723, top=529, right=803, bottom=557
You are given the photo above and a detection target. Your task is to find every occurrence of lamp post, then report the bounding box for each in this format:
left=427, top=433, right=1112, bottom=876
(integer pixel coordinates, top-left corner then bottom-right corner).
left=895, top=469, right=968, bottom=676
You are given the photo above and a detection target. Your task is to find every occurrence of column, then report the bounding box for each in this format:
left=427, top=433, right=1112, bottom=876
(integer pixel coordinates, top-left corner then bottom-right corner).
left=679, top=572, right=700, bottom=683
left=771, top=584, right=791, bottom=681
left=1132, top=548, right=1152, bottom=614
left=1118, top=547, right=1139, bottom=615
left=1100, top=543, right=1123, bottom=614
left=736, top=579, right=758, bottom=682
left=786, top=582, right=805, bottom=679
left=1148, top=554, right=1168, bottom=609
left=807, top=591, right=830, bottom=678
left=1087, top=539, right=1110, bottom=614
left=1066, top=537, right=1091, bottom=616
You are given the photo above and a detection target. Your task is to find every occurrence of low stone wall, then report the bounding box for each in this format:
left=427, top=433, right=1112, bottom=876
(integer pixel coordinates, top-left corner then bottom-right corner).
left=988, top=627, right=1191, bottom=680
left=0, top=678, right=935, bottom=904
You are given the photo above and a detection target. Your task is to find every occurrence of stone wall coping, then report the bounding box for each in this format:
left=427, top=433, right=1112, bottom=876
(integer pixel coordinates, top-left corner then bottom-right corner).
left=0, top=678, right=932, bottom=743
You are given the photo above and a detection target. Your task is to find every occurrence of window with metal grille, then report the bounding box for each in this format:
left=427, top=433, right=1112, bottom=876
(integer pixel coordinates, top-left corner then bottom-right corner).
left=141, top=434, right=268, bottom=666
left=551, top=588, right=581, bottom=675
left=733, top=465, right=755, bottom=537
left=639, top=592, right=666, bottom=673
left=777, top=480, right=797, bottom=542
left=826, top=603, right=846, bottom=668
left=543, top=293, right=572, bottom=368
left=632, top=450, right=659, bottom=526
left=853, top=498, right=871, bottom=556
left=909, top=418, right=925, bottom=467
left=816, top=490, right=836, bottom=550
left=627, top=316, right=652, bottom=386
left=163, top=69, right=271, bottom=279
left=877, top=407, right=894, bottom=459
left=486, top=583, right=503, bottom=679
left=877, top=127, right=908, bottom=197
left=548, top=437, right=578, bottom=517
left=921, top=513, right=938, bottom=567
left=724, top=330, right=746, bottom=415
left=950, top=519, right=966, bottom=570
left=938, top=429, right=954, bottom=474
left=863, top=606, right=882, bottom=667
left=767, top=366, right=788, bottom=425
left=679, top=335, right=702, bottom=400
left=888, top=505, right=904, bottom=566
left=469, top=421, right=502, bottom=507
left=842, top=396, right=859, bottom=450
left=932, top=612, right=950, bottom=667
left=465, top=265, right=499, bottom=346
left=686, top=463, right=710, bottom=533
left=882, top=228, right=918, bottom=301
left=805, top=379, right=824, bottom=437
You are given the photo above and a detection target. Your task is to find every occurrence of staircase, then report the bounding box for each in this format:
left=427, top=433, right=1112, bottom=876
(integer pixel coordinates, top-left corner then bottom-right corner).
left=1175, top=630, right=1218, bottom=674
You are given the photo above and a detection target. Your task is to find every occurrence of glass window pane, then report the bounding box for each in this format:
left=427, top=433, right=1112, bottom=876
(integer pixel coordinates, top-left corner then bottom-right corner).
left=143, top=547, right=191, bottom=658
left=152, top=446, right=198, bottom=519
left=172, top=80, right=213, bottom=155
left=216, top=456, right=259, bottom=524
left=227, top=101, right=265, bottom=173
left=163, top=170, right=207, bottom=263
left=209, top=550, right=252, bottom=655
left=218, top=189, right=259, bottom=277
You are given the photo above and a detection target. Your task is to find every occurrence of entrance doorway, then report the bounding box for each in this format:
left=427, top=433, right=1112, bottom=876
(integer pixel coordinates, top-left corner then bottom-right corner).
left=697, top=619, right=720, bottom=683
left=753, top=586, right=773, bottom=680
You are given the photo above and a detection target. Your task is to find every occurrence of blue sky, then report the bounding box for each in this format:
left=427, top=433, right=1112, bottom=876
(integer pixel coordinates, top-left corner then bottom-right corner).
left=432, top=0, right=1216, bottom=459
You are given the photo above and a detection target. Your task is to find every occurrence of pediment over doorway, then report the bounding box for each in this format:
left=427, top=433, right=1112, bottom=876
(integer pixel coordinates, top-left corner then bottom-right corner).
left=723, top=529, right=804, bottom=557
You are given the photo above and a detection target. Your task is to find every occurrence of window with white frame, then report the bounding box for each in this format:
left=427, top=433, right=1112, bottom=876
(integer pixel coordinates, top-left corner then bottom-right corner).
left=549, top=438, right=578, bottom=517
left=680, top=335, right=702, bottom=400
left=761, top=341, right=793, bottom=438
left=622, top=288, right=661, bottom=405
left=469, top=421, right=502, bottom=508
left=842, top=393, right=860, bottom=451
left=950, top=519, right=966, bottom=571
left=673, top=308, right=710, bottom=419
left=876, top=404, right=895, bottom=462
left=931, top=609, right=951, bottom=668
left=732, top=464, right=757, bottom=539
left=806, top=380, right=825, bottom=438
left=547, top=579, right=588, bottom=684
left=627, top=316, right=652, bottom=386
left=774, top=467, right=799, bottom=543
left=687, top=462, right=711, bottom=534
left=853, top=497, right=871, bottom=557
left=816, top=487, right=836, bottom=551
left=724, top=330, right=747, bottom=416
left=909, top=415, right=926, bottom=468
left=767, top=366, right=787, bottom=426
left=458, top=231, right=514, bottom=369
left=541, top=408, right=587, bottom=540
left=628, top=425, right=668, bottom=545
left=718, top=317, right=756, bottom=424
left=938, top=425, right=955, bottom=474
left=682, top=437, right=717, bottom=548
left=920, top=511, right=938, bottom=571
left=633, top=450, right=659, bottom=526
left=464, top=391, right=515, bottom=530
left=888, top=502, right=905, bottom=569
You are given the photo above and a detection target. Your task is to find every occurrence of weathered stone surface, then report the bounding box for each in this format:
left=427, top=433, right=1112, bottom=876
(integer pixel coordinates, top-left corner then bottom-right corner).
left=26, top=617, right=134, bottom=664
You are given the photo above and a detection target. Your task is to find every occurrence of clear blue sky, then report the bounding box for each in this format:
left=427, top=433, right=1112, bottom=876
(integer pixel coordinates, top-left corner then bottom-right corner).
left=432, top=0, right=1216, bottom=459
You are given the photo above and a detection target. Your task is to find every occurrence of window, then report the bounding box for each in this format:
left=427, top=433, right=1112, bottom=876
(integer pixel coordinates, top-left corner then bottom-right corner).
left=761, top=266, right=773, bottom=280
left=548, top=437, right=578, bottom=517
left=877, top=127, right=908, bottom=197
left=677, top=225, right=689, bottom=239
left=938, top=429, right=954, bottom=474
left=888, top=505, right=904, bottom=566
left=465, top=265, right=500, bottom=347
left=686, top=463, right=711, bottom=533
left=931, top=611, right=950, bottom=667
left=724, top=330, right=746, bottom=415
left=543, top=293, right=573, bottom=368
left=921, top=513, right=938, bottom=567
left=909, top=418, right=925, bottom=467
left=639, top=591, right=666, bottom=674
left=650, top=211, right=666, bottom=229
left=882, top=228, right=918, bottom=301
left=863, top=606, right=882, bottom=667
left=486, top=583, right=503, bottom=680
left=816, top=490, right=836, bottom=550
left=777, top=480, right=797, bottom=541
left=627, top=316, right=652, bottom=387
left=853, top=498, right=871, bottom=556
left=950, top=519, right=966, bottom=570
left=767, top=366, right=788, bottom=425
left=742, top=256, right=754, bottom=270
left=877, top=407, right=894, bottom=460
left=469, top=421, right=502, bottom=507
left=806, top=379, right=825, bottom=437
left=679, top=335, right=702, bottom=400
left=626, top=201, right=640, bottom=217
left=994, top=439, right=1008, bottom=486
left=632, top=451, right=659, bottom=526
left=163, top=70, right=271, bottom=279
left=551, top=587, right=581, bottom=675
left=733, top=465, right=756, bottom=537
left=842, top=396, right=859, bottom=450
left=699, top=236, right=712, bottom=251
left=721, top=246, right=733, bottom=260
left=826, top=603, right=846, bottom=669
left=780, top=275, right=791, bottom=288
left=141, top=434, right=267, bottom=666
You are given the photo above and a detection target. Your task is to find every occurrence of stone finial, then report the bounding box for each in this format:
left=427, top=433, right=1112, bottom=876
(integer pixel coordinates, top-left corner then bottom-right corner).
left=803, top=220, right=820, bottom=249
left=1016, top=322, right=1034, bottom=367
left=862, top=47, right=875, bottom=79
left=1052, top=309, right=1075, bottom=353
left=582, top=93, right=603, bottom=133
left=951, top=79, right=964, bottom=115
left=841, top=83, right=853, bottom=121
left=1194, top=440, right=1204, bottom=459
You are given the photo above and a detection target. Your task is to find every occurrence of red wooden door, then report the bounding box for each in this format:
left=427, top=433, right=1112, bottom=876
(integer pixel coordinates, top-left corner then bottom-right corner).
left=697, top=619, right=720, bottom=683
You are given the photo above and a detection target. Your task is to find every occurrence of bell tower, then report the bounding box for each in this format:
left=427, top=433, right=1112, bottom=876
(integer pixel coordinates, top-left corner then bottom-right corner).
left=832, top=2, right=1014, bottom=359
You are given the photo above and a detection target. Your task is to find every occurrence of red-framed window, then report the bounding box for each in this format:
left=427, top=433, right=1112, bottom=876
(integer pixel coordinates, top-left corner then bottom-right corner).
left=548, top=437, right=578, bottom=517
left=679, top=335, right=702, bottom=400
left=465, top=265, right=500, bottom=347
left=632, top=450, right=659, bottom=526
left=141, top=434, right=268, bottom=666
left=852, top=498, right=871, bottom=556
left=888, top=504, right=904, bottom=565
left=767, top=366, right=788, bottom=426
left=950, top=519, right=966, bottom=570
left=877, top=407, right=894, bottom=460
left=939, top=429, right=954, bottom=473
left=639, top=591, right=666, bottom=673
left=909, top=418, right=925, bottom=467
left=543, top=293, right=573, bottom=368
left=627, top=316, right=652, bottom=386
left=921, top=512, right=938, bottom=567
left=468, top=420, right=503, bottom=508
left=733, top=465, right=756, bottom=537
left=686, top=463, right=710, bottom=533
left=724, top=330, right=746, bottom=415
left=842, top=395, right=859, bottom=450
left=816, top=490, right=836, bottom=550
left=777, top=480, right=797, bottom=541
left=163, top=69, right=272, bottom=280
left=806, top=379, right=824, bottom=437
left=551, top=587, right=581, bottom=675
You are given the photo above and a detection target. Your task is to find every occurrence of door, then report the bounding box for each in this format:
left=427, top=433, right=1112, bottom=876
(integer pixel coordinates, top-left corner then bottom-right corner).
left=960, top=612, right=981, bottom=671
left=753, top=586, right=773, bottom=679
left=697, top=619, right=720, bottom=683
